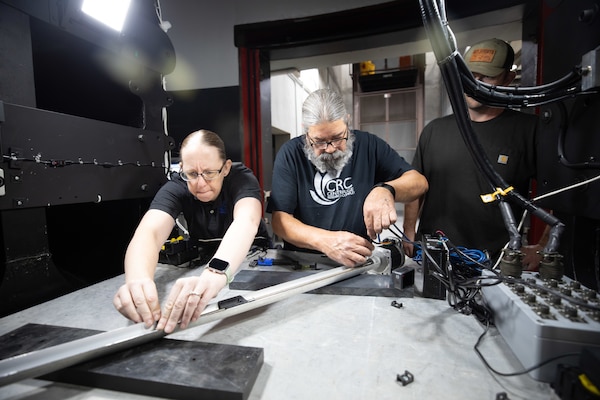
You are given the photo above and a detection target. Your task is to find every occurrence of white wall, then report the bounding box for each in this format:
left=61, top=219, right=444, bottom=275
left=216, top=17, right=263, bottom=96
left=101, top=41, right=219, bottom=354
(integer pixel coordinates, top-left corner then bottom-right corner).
left=271, top=69, right=322, bottom=137
left=158, top=0, right=390, bottom=91
left=270, top=65, right=353, bottom=138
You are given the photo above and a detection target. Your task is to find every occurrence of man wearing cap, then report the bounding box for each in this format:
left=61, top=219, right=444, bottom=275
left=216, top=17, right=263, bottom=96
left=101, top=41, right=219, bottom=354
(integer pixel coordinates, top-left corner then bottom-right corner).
left=402, top=38, right=544, bottom=267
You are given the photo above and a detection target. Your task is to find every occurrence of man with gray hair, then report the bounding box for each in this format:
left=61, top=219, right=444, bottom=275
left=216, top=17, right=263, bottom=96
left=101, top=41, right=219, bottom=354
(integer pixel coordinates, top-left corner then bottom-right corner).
left=269, top=88, right=428, bottom=267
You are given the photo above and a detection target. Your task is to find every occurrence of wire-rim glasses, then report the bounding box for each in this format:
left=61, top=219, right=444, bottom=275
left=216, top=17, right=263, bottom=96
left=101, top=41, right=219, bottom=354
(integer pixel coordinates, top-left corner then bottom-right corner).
left=307, top=128, right=349, bottom=150
left=180, top=162, right=226, bottom=182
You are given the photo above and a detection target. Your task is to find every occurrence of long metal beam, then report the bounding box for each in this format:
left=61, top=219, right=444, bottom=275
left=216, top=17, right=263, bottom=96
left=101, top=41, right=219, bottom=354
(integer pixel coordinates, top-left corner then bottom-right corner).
left=0, top=251, right=385, bottom=386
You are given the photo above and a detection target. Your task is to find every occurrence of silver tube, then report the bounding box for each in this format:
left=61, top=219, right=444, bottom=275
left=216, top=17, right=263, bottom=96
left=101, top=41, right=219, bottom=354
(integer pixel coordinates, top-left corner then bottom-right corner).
left=0, top=252, right=384, bottom=386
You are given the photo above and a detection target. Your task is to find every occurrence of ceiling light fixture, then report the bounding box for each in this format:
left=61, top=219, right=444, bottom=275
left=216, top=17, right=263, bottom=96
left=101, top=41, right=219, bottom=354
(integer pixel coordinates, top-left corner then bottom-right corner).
left=81, top=0, right=132, bottom=32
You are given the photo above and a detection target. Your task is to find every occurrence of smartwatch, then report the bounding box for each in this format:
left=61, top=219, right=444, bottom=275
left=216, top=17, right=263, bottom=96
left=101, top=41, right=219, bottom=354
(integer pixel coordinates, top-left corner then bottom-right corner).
left=207, top=258, right=232, bottom=283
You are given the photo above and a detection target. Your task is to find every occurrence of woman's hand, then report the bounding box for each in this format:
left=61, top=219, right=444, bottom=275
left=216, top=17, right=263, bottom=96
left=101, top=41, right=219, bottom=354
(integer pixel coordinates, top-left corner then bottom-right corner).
left=156, top=269, right=228, bottom=333
left=113, top=278, right=161, bottom=328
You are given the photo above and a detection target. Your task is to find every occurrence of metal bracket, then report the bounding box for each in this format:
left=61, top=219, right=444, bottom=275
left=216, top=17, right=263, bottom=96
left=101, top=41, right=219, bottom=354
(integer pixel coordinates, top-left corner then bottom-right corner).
left=396, top=370, right=414, bottom=386
left=218, top=295, right=249, bottom=310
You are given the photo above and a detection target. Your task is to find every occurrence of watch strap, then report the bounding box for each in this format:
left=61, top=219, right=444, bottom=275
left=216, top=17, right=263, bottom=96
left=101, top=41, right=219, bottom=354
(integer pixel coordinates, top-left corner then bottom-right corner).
left=373, top=182, right=396, bottom=198
left=207, top=258, right=233, bottom=284
left=206, top=266, right=234, bottom=284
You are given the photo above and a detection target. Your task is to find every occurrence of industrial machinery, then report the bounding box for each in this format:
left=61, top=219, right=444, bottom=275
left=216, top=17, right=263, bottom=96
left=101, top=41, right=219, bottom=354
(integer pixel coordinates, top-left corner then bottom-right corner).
left=481, top=271, right=600, bottom=383
left=416, top=1, right=600, bottom=395
left=0, top=0, right=175, bottom=316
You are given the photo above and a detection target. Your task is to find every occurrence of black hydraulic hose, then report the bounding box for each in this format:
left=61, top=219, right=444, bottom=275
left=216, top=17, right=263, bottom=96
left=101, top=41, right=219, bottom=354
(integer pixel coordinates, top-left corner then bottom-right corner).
left=419, top=0, right=522, bottom=248
left=439, top=63, right=500, bottom=191
left=463, top=80, right=580, bottom=107
left=461, top=75, right=582, bottom=108
left=467, top=75, right=582, bottom=96
left=419, top=0, right=454, bottom=64
left=499, top=201, right=521, bottom=250
left=503, top=188, right=565, bottom=253
left=455, top=46, right=590, bottom=108
left=419, top=0, right=506, bottom=193
left=456, top=56, right=584, bottom=95
left=419, top=0, right=565, bottom=253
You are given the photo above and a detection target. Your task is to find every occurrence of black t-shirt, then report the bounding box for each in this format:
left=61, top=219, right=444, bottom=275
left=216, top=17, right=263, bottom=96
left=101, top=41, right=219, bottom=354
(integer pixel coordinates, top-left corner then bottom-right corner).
left=150, top=162, right=269, bottom=243
left=269, top=130, right=414, bottom=249
left=413, top=109, right=538, bottom=257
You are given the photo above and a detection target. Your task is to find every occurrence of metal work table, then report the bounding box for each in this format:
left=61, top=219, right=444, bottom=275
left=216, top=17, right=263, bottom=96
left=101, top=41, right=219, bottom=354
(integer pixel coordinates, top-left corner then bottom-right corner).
left=0, top=252, right=556, bottom=400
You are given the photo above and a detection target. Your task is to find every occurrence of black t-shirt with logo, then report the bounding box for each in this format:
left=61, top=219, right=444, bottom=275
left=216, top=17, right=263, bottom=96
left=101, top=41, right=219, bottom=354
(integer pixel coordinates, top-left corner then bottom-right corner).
left=269, top=130, right=413, bottom=250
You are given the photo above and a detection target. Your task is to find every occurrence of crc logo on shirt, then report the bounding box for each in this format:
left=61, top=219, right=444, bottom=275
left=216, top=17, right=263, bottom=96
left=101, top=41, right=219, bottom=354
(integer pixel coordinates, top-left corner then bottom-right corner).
left=309, top=172, right=355, bottom=205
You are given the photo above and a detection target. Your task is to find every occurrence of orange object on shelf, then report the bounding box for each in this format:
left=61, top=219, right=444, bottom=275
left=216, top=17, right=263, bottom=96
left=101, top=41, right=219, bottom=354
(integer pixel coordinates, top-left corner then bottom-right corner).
left=399, top=55, right=412, bottom=68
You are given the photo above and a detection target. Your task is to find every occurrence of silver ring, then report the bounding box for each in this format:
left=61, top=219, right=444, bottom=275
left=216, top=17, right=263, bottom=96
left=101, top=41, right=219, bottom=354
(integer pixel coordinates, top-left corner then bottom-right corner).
left=189, top=291, right=201, bottom=297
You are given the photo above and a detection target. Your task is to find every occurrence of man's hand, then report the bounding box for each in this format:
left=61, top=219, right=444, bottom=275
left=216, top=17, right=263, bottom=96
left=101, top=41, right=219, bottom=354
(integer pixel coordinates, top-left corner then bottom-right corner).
left=320, top=231, right=375, bottom=267
left=113, top=278, right=161, bottom=328
left=363, top=187, right=397, bottom=239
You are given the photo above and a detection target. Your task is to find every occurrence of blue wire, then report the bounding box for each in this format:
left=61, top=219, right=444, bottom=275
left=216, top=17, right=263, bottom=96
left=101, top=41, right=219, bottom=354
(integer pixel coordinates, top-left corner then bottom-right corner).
left=411, top=239, right=488, bottom=266
left=381, top=224, right=489, bottom=266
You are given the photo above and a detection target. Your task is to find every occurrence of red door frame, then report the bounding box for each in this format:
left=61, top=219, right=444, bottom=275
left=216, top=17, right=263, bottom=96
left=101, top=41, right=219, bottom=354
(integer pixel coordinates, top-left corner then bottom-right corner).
left=238, top=47, right=263, bottom=188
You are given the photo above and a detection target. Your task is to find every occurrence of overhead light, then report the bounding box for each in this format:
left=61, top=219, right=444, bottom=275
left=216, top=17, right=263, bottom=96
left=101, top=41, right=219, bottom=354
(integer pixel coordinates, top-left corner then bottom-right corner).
left=81, top=0, right=132, bottom=32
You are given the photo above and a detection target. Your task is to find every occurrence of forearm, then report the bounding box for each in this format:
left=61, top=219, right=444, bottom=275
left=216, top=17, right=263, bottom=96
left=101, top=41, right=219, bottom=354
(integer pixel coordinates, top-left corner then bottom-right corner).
left=123, top=210, right=175, bottom=282
left=210, top=197, right=263, bottom=276
left=124, top=230, right=162, bottom=282
left=403, top=198, right=422, bottom=235
left=388, top=170, right=428, bottom=203
left=211, top=215, right=260, bottom=275
left=272, top=211, right=332, bottom=253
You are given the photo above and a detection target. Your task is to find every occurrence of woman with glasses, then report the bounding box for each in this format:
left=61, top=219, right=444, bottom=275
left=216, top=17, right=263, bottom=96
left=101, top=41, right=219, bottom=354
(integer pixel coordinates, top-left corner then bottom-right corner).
left=269, top=89, right=428, bottom=267
left=113, top=129, right=269, bottom=333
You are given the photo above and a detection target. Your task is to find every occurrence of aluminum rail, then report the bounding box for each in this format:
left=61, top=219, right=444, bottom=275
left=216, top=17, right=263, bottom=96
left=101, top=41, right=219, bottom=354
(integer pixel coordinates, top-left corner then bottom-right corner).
left=0, top=250, right=385, bottom=386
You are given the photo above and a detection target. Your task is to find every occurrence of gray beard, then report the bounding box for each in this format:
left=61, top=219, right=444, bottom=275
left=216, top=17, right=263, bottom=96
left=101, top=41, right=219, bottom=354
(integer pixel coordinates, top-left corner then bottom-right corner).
left=303, top=133, right=354, bottom=177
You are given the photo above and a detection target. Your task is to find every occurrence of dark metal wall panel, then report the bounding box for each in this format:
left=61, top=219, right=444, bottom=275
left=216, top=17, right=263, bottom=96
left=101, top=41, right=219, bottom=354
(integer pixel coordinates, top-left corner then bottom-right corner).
left=0, top=3, right=36, bottom=107
left=0, top=103, right=170, bottom=209
left=166, top=87, right=242, bottom=162
left=0, top=0, right=175, bottom=315
left=534, top=0, right=600, bottom=290
left=536, top=0, right=600, bottom=219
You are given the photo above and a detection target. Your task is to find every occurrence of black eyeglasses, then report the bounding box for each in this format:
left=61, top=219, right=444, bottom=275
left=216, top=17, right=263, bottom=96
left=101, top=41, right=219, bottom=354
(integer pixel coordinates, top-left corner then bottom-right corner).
left=307, top=128, right=349, bottom=150
left=180, top=162, right=226, bottom=182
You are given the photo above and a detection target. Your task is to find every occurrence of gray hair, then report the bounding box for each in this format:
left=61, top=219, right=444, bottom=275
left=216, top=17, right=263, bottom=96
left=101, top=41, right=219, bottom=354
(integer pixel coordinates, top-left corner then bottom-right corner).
left=302, top=89, right=349, bottom=134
